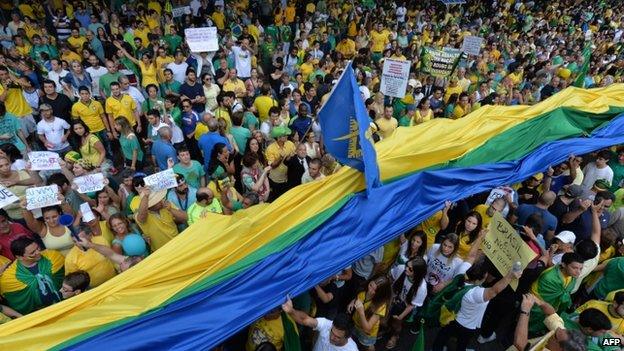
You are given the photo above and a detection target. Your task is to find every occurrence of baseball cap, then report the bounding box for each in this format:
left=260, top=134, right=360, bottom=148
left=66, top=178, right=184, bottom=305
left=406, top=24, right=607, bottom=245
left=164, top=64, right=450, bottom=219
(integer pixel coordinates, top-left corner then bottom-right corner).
left=593, top=179, right=611, bottom=191
left=565, top=184, right=583, bottom=198
left=554, top=230, right=576, bottom=244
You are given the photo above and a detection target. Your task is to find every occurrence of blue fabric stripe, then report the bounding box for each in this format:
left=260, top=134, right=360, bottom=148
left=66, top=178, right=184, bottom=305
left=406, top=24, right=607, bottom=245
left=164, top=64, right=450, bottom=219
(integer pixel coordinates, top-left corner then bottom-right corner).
left=66, top=114, right=624, bottom=351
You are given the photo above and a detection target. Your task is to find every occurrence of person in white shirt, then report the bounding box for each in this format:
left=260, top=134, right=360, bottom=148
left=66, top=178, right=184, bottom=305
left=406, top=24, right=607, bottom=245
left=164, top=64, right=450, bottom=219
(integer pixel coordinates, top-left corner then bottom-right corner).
left=282, top=298, right=359, bottom=351
left=85, top=55, right=108, bottom=99
left=230, top=39, right=253, bottom=79
left=396, top=4, right=407, bottom=23
left=47, top=59, right=69, bottom=93
left=36, top=104, right=71, bottom=154
left=581, top=150, right=614, bottom=190
left=301, top=158, right=326, bottom=184
left=167, top=51, right=189, bottom=84
left=431, top=264, right=521, bottom=351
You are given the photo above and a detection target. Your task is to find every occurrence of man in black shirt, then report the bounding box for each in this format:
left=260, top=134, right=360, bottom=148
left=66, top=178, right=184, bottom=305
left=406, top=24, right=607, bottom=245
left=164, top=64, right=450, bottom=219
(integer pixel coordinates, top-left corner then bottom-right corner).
left=40, top=80, right=73, bottom=123
left=302, top=83, right=319, bottom=114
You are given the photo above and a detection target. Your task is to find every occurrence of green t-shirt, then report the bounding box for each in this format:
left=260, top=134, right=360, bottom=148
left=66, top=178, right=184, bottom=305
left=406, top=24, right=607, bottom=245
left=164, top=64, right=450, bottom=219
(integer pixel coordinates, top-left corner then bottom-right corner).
left=173, top=160, right=206, bottom=189
left=609, top=155, right=624, bottom=192
left=99, top=72, right=123, bottom=97
left=594, top=257, right=624, bottom=299
left=119, top=132, right=144, bottom=162
left=160, top=81, right=181, bottom=98
left=243, top=112, right=259, bottom=131
left=166, top=106, right=182, bottom=126
left=231, top=126, right=251, bottom=153
left=163, top=34, right=183, bottom=54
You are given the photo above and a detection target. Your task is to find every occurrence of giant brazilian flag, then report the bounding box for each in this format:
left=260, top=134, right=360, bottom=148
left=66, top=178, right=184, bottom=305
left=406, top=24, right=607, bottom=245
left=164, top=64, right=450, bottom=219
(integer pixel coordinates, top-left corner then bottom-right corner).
left=1, top=85, right=624, bottom=349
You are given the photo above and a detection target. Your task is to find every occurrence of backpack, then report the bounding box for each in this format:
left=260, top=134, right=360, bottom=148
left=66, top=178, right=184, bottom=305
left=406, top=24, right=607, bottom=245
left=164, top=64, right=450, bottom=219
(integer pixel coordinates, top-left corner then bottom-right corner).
left=419, top=275, right=476, bottom=327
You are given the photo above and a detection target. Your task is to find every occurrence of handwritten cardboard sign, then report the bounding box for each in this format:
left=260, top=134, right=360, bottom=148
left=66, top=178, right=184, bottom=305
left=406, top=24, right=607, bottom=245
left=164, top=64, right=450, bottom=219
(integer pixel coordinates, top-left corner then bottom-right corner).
left=171, top=6, right=190, bottom=18
left=184, top=27, right=219, bottom=52
left=461, top=35, right=484, bottom=56
left=28, top=151, right=61, bottom=171
left=74, top=173, right=105, bottom=194
left=26, top=185, right=61, bottom=210
left=481, top=212, right=538, bottom=290
left=144, top=169, right=177, bottom=191
left=0, top=185, right=19, bottom=209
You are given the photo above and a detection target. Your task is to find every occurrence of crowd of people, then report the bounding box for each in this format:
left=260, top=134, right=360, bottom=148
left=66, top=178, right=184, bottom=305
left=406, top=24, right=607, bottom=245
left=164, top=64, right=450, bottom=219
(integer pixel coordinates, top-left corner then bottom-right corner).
left=0, top=0, right=622, bottom=350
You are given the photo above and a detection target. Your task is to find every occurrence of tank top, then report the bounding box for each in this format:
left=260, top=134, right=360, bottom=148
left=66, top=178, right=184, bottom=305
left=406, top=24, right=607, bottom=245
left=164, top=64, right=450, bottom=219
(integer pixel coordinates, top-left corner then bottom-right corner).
left=41, top=226, right=74, bottom=256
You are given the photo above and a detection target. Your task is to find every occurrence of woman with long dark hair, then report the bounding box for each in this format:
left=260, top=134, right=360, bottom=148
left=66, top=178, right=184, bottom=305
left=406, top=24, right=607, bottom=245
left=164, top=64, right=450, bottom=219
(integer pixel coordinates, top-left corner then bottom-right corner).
left=348, top=274, right=393, bottom=350
left=387, top=257, right=428, bottom=349
left=455, top=211, right=483, bottom=259
left=207, top=143, right=235, bottom=181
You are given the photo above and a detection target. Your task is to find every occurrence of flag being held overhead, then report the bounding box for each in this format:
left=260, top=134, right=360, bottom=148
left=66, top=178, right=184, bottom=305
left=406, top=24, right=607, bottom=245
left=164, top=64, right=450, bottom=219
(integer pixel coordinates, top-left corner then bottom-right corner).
left=318, top=62, right=381, bottom=193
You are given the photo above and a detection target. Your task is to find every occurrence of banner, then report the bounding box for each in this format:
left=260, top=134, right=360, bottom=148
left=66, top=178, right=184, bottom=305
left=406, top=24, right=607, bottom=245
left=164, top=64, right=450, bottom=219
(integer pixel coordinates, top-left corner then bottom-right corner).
left=74, top=173, right=105, bottom=194
left=317, top=62, right=381, bottom=194
left=420, top=47, right=462, bottom=78
left=28, top=151, right=61, bottom=171
left=461, top=36, right=483, bottom=56
left=481, top=212, right=538, bottom=290
left=380, top=59, right=412, bottom=98
left=171, top=6, right=190, bottom=18
left=144, top=169, right=178, bottom=191
left=0, top=185, right=19, bottom=209
left=184, top=27, right=219, bottom=53
left=26, top=185, right=61, bottom=210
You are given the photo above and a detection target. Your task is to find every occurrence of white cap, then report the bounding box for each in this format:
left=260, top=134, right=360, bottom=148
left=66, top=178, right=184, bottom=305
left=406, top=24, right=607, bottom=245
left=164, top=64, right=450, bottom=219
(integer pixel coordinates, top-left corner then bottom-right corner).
left=408, top=79, right=422, bottom=88
left=554, top=230, right=576, bottom=244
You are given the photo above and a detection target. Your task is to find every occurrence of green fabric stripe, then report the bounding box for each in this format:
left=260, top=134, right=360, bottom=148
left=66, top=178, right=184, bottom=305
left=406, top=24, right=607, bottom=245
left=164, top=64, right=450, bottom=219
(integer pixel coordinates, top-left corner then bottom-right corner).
left=53, top=195, right=352, bottom=350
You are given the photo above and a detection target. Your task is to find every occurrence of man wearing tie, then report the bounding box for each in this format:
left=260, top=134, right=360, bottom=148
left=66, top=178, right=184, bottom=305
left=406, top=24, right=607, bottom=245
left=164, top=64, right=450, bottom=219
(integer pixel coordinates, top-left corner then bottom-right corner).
left=422, top=75, right=436, bottom=98
left=286, top=143, right=311, bottom=190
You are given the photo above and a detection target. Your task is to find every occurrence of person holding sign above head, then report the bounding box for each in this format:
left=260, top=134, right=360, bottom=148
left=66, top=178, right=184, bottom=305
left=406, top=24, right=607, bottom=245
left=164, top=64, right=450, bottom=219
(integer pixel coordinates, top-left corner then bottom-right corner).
left=131, top=186, right=187, bottom=252
left=0, top=155, right=37, bottom=221
left=20, top=200, right=74, bottom=257
left=35, top=104, right=71, bottom=156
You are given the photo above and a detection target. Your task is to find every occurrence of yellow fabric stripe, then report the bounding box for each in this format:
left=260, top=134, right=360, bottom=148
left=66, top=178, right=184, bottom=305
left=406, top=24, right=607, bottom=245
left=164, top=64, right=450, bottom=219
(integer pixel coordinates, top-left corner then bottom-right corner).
left=0, top=261, right=26, bottom=294
left=1, top=85, right=623, bottom=349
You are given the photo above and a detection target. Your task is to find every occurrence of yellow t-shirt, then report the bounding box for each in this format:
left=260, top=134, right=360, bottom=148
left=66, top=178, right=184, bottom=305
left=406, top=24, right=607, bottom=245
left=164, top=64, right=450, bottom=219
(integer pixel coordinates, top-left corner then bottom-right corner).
left=246, top=316, right=284, bottom=351
left=444, top=85, right=463, bottom=103
left=105, top=94, right=137, bottom=126
left=336, top=39, right=356, bottom=58
left=370, top=30, right=389, bottom=53
left=0, top=84, right=32, bottom=117
left=417, top=210, right=443, bottom=248
left=147, top=17, right=160, bottom=31
left=130, top=203, right=180, bottom=252
left=148, top=0, right=162, bottom=14
left=139, top=62, right=158, bottom=87
left=412, top=109, right=433, bottom=125
left=15, top=43, right=32, bottom=57
left=299, top=62, right=314, bottom=81
left=576, top=300, right=624, bottom=335
left=79, top=134, right=104, bottom=167
left=285, top=6, right=296, bottom=23
left=353, top=291, right=387, bottom=337
left=457, top=232, right=473, bottom=259
left=375, top=117, right=398, bottom=139
left=452, top=104, right=470, bottom=119
left=61, top=50, right=82, bottom=64
left=67, top=35, right=87, bottom=51
left=72, top=99, right=106, bottom=132
left=265, top=141, right=296, bottom=184
left=253, top=96, right=278, bottom=122
left=212, top=12, right=226, bottom=30
left=222, top=79, right=247, bottom=98
left=64, top=235, right=117, bottom=287
left=134, top=27, right=150, bottom=46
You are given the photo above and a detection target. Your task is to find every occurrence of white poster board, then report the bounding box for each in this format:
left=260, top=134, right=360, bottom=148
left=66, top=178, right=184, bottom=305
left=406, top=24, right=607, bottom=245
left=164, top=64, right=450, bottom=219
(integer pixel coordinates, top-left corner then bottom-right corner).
left=74, top=173, right=105, bottom=194
left=461, top=36, right=484, bottom=56
left=184, top=27, right=219, bottom=53
left=0, top=185, right=19, bottom=209
left=171, top=6, right=190, bottom=18
left=144, top=169, right=178, bottom=191
left=380, top=59, right=411, bottom=98
left=28, top=151, right=61, bottom=171
left=26, top=185, right=61, bottom=210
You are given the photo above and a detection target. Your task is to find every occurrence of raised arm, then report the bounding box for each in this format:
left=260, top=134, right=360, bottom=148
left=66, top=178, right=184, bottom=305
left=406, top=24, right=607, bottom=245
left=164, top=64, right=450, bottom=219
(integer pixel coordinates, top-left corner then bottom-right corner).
left=281, top=297, right=318, bottom=328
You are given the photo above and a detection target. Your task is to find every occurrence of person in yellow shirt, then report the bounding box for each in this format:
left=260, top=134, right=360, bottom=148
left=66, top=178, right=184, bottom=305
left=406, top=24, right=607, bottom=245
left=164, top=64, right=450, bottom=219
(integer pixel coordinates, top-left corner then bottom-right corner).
left=375, top=105, right=398, bottom=140
left=106, top=81, right=140, bottom=131
left=285, top=1, right=296, bottom=23
left=0, top=67, right=35, bottom=136
left=444, top=76, right=463, bottom=103
left=265, top=126, right=296, bottom=201
left=246, top=308, right=288, bottom=351
left=222, top=69, right=247, bottom=99
left=370, top=23, right=390, bottom=62
left=132, top=188, right=188, bottom=252
left=71, top=86, right=108, bottom=135
left=253, top=84, right=278, bottom=122
left=115, top=41, right=158, bottom=88
left=212, top=6, right=226, bottom=30
left=336, top=37, right=356, bottom=59
left=299, top=54, right=315, bottom=81
left=67, top=28, right=87, bottom=51
left=576, top=291, right=624, bottom=335
left=13, top=35, right=31, bottom=57
left=473, top=197, right=505, bottom=229
left=60, top=45, right=82, bottom=64
left=350, top=275, right=391, bottom=349
left=133, top=21, right=150, bottom=46
left=452, top=92, right=472, bottom=119
left=64, top=229, right=117, bottom=288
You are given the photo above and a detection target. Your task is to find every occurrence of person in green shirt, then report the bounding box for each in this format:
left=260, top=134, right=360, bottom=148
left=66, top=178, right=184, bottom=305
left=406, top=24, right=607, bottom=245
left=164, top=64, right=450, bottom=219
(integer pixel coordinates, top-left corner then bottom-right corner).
left=243, top=110, right=259, bottom=131
left=172, top=147, right=206, bottom=189
left=160, top=68, right=182, bottom=98
left=187, top=188, right=223, bottom=225
left=592, top=256, right=624, bottom=300
left=164, top=95, right=182, bottom=127
left=609, top=148, right=624, bottom=193
left=30, top=35, right=58, bottom=67
left=142, top=84, right=165, bottom=116
left=114, top=116, right=144, bottom=170
left=230, top=111, right=251, bottom=153
left=99, top=60, right=123, bottom=98
left=163, top=27, right=183, bottom=55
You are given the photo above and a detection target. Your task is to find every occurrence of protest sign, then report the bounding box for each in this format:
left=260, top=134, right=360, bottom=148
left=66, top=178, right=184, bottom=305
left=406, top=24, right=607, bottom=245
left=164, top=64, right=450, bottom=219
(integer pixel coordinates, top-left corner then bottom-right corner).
left=380, top=59, right=412, bottom=98
left=26, top=185, right=61, bottom=210
left=74, top=173, right=105, bottom=194
left=28, top=151, right=61, bottom=171
left=171, top=6, right=190, bottom=18
left=420, top=47, right=462, bottom=77
left=481, top=212, right=538, bottom=290
left=184, top=27, right=219, bottom=52
left=0, top=185, right=19, bottom=209
left=461, top=36, right=484, bottom=56
left=80, top=202, right=96, bottom=222
left=144, top=169, right=178, bottom=191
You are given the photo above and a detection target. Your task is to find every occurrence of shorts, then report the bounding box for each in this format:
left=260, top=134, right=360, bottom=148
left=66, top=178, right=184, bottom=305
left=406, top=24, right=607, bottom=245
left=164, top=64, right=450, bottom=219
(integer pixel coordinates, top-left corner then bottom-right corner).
left=353, top=327, right=377, bottom=347
left=19, top=114, right=36, bottom=135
